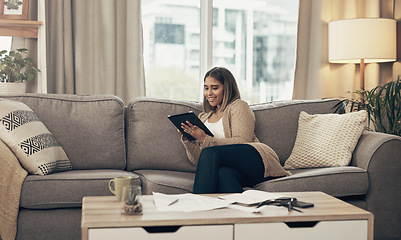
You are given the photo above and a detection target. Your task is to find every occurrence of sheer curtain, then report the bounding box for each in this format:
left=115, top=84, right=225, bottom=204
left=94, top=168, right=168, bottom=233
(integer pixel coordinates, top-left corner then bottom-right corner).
left=293, top=0, right=400, bottom=100
left=45, top=0, right=145, bottom=103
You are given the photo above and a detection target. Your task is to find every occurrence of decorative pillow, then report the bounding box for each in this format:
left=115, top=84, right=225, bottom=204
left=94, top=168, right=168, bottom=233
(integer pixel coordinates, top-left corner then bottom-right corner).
left=284, top=110, right=367, bottom=170
left=0, top=99, right=72, bottom=175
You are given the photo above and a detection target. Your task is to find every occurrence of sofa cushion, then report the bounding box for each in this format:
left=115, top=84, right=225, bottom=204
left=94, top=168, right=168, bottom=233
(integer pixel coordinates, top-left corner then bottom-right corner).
left=253, top=166, right=368, bottom=197
left=20, top=170, right=139, bottom=209
left=251, top=99, right=340, bottom=166
left=17, top=208, right=82, bottom=240
left=0, top=99, right=72, bottom=175
left=134, top=169, right=195, bottom=195
left=0, top=94, right=126, bottom=170
left=126, top=98, right=202, bottom=172
left=284, top=110, right=367, bottom=169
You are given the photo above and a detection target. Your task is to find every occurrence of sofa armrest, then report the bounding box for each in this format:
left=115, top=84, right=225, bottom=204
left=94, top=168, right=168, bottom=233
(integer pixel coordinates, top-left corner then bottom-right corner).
left=351, top=131, right=401, bottom=239
left=351, top=131, right=401, bottom=170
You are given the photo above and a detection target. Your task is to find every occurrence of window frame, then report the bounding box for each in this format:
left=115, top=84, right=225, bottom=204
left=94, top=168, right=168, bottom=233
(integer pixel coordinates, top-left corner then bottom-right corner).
left=199, top=0, right=213, bottom=101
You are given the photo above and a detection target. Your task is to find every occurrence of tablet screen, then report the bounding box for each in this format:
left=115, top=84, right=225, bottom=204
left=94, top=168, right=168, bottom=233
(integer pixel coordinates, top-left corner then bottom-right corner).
left=168, top=111, right=214, bottom=141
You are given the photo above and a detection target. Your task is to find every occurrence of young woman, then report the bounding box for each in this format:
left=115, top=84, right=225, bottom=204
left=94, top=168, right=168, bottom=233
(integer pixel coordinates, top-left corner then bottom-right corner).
left=180, top=67, right=290, bottom=193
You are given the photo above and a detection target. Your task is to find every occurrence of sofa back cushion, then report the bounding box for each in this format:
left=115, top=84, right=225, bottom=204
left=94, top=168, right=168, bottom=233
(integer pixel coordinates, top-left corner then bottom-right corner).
left=126, top=98, right=201, bottom=172
left=0, top=94, right=126, bottom=170
left=252, top=99, right=340, bottom=165
left=126, top=98, right=340, bottom=171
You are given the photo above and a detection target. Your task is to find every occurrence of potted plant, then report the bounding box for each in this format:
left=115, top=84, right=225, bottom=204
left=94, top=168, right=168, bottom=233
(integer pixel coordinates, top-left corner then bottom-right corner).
left=334, top=76, right=401, bottom=137
left=0, top=48, right=40, bottom=95
left=122, top=187, right=143, bottom=215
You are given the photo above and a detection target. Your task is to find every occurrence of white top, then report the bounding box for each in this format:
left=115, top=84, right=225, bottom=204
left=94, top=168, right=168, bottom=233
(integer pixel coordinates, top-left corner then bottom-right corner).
left=204, top=118, right=225, bottom=139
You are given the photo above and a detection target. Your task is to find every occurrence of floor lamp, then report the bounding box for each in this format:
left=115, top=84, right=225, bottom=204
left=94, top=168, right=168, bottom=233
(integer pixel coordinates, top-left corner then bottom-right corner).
left=328, top=18, right=396, bottom=90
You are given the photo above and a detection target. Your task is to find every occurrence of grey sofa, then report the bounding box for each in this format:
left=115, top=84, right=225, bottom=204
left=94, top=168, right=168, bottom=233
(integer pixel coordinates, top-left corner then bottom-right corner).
left=1, top=94, right=400, bottom=240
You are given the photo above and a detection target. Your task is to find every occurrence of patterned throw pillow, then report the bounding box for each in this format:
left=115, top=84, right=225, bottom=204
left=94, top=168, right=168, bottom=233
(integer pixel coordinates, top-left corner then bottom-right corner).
left=284, top=110, right=367, bottom=169
left=0, top=99, right=72, bottom=175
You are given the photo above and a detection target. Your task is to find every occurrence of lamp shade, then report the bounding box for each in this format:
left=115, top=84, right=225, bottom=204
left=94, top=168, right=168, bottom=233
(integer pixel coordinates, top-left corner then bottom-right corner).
left=329, top=18, right=396, bottom=63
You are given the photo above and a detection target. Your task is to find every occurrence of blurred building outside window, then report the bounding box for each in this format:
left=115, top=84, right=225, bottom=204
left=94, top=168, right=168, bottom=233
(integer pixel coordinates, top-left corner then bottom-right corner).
left=142, top=0, right=299, bottom=103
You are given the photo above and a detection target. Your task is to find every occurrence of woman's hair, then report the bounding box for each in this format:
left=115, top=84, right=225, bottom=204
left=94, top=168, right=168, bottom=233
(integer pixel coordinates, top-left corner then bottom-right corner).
left=203, top=67, right=241, bottom=112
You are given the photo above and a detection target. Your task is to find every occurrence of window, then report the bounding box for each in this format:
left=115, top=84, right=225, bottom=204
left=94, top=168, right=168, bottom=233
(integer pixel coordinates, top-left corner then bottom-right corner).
left=154, top=22, right=185, bottom=44
left=0, top=36, right=12, bottom=52
left=142, top=0, right=299, bottom=103
left=142, top=0, right=200, bottom=101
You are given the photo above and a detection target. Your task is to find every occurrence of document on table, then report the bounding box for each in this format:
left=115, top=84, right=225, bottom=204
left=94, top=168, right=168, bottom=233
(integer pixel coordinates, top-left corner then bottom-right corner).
left=218, top=189, right=284, bottom=205
left=152, top=190, right=283, bottom=213
left=153, top=192, right=229, bottom=212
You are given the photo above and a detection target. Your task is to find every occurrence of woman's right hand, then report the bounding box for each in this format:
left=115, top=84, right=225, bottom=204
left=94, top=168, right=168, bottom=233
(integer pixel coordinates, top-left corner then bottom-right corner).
left=181, top=121, right=206, bottom=143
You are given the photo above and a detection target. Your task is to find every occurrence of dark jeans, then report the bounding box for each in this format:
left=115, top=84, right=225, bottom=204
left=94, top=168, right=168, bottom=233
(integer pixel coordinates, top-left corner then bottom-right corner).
left=193, top=144, right=266, bottom=194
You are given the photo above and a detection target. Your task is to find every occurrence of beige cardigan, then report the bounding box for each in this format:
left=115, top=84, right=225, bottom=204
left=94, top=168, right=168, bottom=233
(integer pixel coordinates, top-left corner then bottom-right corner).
left=181, top=99, right=290, bottom=178
left=0, top=139, right=28, bottom=240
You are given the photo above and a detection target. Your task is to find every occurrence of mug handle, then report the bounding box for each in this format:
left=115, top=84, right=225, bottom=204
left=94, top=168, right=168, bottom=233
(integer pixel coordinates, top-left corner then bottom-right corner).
left=108, top=179, right=116, bottom=195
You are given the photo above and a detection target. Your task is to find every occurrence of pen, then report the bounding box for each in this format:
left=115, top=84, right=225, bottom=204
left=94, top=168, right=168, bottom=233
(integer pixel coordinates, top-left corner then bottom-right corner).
left=168, top=199, right=179, bottom=206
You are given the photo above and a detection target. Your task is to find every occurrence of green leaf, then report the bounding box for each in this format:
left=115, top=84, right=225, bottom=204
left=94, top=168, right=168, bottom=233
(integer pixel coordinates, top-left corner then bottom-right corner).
left=0, top=49, right=40, bottom=82
left=337, top=76, right=401, bottom=137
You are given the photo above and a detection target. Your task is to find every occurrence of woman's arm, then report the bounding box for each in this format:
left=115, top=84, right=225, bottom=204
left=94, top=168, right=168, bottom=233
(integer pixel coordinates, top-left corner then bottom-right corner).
left=179, top=112, right=211, bottom=166
left=181, top=135, right=202, bottom=165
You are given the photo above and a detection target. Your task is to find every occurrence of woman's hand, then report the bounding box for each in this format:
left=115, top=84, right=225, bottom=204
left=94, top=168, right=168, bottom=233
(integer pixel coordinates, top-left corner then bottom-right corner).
left=181, top=121, right=206, bottom=143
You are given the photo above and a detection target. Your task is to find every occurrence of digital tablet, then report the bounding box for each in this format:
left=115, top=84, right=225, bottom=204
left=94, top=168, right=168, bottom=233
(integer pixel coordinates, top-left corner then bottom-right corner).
left=168, top=111, right=214, bottom=141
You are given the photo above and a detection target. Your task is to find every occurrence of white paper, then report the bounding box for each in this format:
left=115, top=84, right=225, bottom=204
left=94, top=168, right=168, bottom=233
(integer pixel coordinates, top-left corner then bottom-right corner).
left=152, top=192, right=230, bottom=212
left=218, top=190, right=285, bottom=205
left=226, top=204, right=263, bottom=213
left=152, top=190, right=289, bottom=213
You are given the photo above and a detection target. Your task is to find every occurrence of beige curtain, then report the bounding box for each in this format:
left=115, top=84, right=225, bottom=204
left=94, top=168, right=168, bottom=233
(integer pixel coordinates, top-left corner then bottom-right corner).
left=45, top=0, right=145, bottom=103
left=293, top=0, right=401, bottom=100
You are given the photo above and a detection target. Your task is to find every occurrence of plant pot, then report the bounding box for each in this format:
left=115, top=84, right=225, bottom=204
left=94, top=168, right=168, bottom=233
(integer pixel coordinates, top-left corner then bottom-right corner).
left=123, top=202, right=143, bottom=215
left=0, top=82, right=26, bottom=95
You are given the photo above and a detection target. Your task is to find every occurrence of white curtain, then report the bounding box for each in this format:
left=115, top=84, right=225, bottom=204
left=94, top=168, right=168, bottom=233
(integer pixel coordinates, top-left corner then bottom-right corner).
left=293, top=0, right=400, bottom=100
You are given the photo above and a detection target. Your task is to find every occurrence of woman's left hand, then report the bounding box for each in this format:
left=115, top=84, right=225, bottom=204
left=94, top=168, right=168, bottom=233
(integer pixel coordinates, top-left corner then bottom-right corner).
left=181, top=121, right=206, bottom=143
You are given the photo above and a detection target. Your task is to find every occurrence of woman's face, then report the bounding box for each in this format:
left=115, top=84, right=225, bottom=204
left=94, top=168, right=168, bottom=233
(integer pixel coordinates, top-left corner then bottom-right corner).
left=204, top=76, right=224, bottom=110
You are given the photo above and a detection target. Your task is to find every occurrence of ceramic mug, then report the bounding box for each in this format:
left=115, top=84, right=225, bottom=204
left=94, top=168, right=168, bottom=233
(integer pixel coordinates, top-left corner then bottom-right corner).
left=108, top=176, right=132, bottom=201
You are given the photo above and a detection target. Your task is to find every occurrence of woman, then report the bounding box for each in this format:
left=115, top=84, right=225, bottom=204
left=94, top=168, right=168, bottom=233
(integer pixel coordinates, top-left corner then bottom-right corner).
left=180, top=67, right=290, bottom=194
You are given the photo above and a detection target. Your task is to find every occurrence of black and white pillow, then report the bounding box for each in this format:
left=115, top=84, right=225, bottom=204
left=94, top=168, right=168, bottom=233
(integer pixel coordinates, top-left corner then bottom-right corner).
left=0, top=99, right=72, bottom=175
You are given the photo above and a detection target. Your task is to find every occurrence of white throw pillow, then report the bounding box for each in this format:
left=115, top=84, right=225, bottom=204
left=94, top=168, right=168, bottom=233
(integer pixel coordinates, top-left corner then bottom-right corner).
left=0, top=99, right=72, bottom=175
left=284, top=110, right=367, bottom=170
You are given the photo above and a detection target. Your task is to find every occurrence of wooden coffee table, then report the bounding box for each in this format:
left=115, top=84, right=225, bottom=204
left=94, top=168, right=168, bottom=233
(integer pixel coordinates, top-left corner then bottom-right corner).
left=81, top=191, right=373, bottom=240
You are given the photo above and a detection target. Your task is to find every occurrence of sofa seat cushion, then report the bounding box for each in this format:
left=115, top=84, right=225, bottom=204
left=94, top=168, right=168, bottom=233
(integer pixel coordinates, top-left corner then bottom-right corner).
left=20, top=170, right=139, bottom=209
left=134, top=170, right=195, bottom=195
left=253, top=166, right=368, bottom=197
